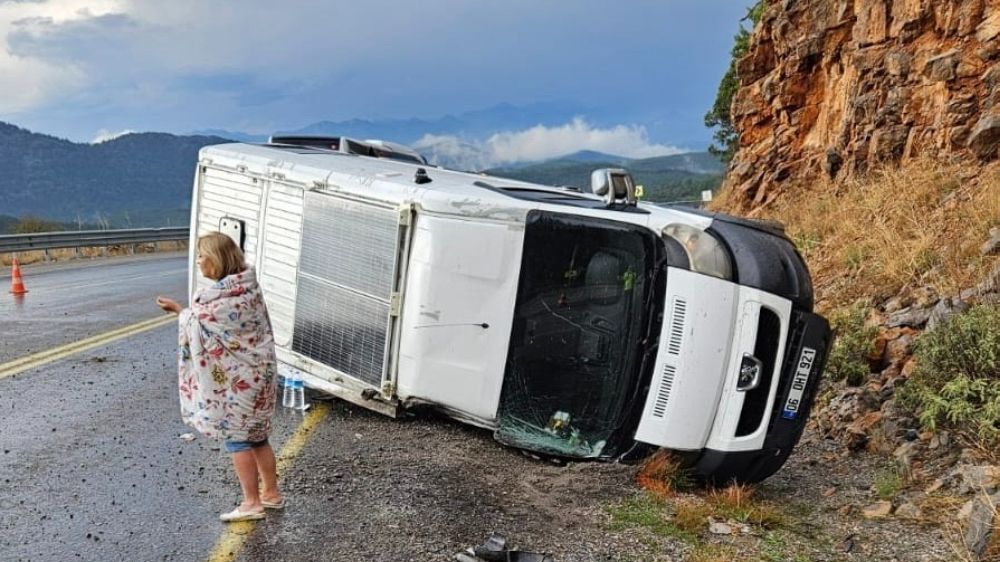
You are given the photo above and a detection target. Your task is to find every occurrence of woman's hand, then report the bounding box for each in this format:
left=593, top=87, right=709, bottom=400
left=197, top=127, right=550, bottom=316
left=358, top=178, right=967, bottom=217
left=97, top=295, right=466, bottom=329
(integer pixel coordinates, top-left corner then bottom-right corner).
left=155, top=296, right=183, bottom=314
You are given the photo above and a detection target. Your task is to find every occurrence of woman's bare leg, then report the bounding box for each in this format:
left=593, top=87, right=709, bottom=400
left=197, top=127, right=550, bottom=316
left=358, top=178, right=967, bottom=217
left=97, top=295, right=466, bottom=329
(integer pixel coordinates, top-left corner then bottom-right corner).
left=252, top=444, right=282, bottom=504
left=231, top=450, right=263, bottom=510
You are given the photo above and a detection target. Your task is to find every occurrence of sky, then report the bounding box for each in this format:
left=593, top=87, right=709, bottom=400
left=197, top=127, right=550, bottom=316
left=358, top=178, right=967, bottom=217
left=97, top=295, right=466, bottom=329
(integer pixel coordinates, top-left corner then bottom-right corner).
left=0, top=0, right=753, bottom=162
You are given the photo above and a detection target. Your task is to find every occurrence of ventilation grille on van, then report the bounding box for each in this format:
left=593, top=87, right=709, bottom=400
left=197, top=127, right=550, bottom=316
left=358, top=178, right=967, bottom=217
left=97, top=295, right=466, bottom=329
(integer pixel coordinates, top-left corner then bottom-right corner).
left=667, top=298, right=687, bottom=356
left=651, top=364, right=676, bottom=418
left=291, top=193, right=400, bottom=387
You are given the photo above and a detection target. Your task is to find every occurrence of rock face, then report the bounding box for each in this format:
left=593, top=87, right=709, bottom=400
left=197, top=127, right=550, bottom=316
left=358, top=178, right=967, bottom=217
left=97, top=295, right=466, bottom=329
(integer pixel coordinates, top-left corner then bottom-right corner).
left=726, top=0, right=1000, bottom=210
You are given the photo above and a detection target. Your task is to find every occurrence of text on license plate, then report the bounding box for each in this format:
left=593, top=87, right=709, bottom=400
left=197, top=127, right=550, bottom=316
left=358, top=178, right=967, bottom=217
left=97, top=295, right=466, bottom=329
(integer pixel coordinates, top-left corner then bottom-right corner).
left=781, top=347, right=816, bottom=420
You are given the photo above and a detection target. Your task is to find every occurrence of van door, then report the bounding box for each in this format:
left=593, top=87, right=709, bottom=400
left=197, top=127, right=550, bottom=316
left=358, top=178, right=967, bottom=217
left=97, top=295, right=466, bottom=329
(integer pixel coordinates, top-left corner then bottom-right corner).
left=289, top=191, right=410, bottom=396
left=495, top=211, right=665, bottom=459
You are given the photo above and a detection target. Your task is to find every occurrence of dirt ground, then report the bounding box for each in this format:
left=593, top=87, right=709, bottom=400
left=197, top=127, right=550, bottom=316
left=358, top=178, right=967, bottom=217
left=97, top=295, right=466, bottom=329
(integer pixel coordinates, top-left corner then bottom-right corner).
left=237, top=395, right=958, bottom=562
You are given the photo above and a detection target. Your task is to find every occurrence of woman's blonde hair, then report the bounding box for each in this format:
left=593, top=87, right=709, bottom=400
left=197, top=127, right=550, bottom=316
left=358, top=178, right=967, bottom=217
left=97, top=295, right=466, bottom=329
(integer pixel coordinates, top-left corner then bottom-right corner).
left=197, top=232, right=245, bottom=280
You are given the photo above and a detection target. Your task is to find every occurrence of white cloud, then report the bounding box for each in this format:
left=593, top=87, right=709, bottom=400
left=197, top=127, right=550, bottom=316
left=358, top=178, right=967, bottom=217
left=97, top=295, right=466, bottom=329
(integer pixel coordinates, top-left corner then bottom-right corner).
left=0, top=0, right=123, bottom=112
left=91, top=127, right=132, bottom=143
left=0, top=1, right=740, bottom=144
left=414, top=118, right=686, bottom=170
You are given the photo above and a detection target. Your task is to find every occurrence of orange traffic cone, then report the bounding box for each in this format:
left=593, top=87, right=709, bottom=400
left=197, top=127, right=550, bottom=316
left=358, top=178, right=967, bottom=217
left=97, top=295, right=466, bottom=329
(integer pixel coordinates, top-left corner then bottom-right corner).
left=9, top=256, right=28, bottom=295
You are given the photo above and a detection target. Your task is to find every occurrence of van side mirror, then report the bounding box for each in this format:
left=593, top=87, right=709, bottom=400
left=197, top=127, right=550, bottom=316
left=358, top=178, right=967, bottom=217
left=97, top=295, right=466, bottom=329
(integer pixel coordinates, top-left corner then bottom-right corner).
left=590, top=168, right=638, bottom=206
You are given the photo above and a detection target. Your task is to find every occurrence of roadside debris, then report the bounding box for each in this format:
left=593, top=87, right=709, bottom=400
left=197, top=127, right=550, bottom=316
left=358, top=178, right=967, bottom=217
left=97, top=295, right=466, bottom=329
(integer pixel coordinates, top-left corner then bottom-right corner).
left=455, top=534, right=554, bottom=562
left=178, top=433, right=196, bottom=441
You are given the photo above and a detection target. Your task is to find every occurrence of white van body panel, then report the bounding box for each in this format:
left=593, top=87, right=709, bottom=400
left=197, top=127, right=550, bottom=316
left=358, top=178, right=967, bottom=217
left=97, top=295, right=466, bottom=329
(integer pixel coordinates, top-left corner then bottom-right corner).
left=634, top=268, right=738, bottom=450
left=395, top=215, right=524, bottom=423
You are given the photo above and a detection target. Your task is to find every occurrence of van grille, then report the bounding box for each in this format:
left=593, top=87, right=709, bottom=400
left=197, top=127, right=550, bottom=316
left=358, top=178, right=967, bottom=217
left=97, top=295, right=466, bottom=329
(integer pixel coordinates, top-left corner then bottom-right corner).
left=651, top=364, right=676, bottom=418
left=666, top=298, right=687, bottom=356
left=735, top=307, right=781, bottom=436
left=291, top=193, right=400, bottom=387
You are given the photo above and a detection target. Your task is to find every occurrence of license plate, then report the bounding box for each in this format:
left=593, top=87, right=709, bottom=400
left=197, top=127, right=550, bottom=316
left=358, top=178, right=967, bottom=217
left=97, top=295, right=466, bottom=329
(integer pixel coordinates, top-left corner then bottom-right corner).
left=781, top=347, right=816, bottom=420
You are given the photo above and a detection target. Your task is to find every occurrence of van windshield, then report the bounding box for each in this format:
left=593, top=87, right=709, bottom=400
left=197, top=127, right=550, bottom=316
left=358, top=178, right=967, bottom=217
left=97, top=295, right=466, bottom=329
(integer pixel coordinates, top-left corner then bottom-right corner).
left=495, top=211, right=665, bottom=459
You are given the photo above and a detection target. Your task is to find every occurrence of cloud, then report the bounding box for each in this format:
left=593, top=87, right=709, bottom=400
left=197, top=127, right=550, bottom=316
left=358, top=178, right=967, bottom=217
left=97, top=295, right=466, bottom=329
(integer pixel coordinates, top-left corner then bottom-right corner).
left=91, top=128, right=132, bottom=143
left=0, top=0, right=746, bottom=143
left=414, top=118, right=686, bottom=170
left=0, top=0, right=121, bottom=112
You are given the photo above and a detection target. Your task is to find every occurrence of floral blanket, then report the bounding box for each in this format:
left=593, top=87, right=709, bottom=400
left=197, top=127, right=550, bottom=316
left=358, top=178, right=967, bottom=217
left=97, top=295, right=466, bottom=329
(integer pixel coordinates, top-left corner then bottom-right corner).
left=177, top=267, right=277, bottom=442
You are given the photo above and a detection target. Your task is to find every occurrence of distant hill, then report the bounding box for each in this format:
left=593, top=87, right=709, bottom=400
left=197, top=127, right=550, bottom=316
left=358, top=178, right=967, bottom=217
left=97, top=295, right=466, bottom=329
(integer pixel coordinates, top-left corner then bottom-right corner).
left=0, top=215, right=17, bottom=233
left=195, top=101, right=593, bottom=146
left=560, top=150, right=628, bottom=163
left=0, top=122, right=230, bottom=227
left=0, top=120, right=722, bottom=227
left=486, top=152, right=724, bottom=203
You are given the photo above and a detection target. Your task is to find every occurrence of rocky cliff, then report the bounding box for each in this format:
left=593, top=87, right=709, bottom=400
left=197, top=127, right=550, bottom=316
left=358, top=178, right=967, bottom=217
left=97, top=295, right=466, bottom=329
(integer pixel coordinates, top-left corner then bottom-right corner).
left=726, top=0, right=1000, bottom=210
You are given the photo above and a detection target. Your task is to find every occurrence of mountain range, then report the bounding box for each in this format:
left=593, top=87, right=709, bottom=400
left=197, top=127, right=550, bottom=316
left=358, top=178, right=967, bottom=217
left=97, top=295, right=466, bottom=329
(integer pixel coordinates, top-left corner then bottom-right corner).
left=0, top=122, right=226, bottom=227
left=0, top=121, right=722, bottom=231
left=486, top=152, right=722, bottom=202
left=195, top=102, right=598, bottom=145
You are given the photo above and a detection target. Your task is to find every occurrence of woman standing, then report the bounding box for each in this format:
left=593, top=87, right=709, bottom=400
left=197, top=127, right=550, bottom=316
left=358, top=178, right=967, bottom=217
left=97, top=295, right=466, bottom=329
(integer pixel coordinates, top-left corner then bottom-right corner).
left=156, top=232, right=283, bottom=522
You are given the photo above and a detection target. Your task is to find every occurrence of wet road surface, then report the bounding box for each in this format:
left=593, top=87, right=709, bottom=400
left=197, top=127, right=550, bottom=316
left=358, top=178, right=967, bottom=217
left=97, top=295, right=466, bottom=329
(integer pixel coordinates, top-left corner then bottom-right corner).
left=0, top=326, right=310, bottom=561
left=0, top=254, right=654, bottom=562
left=0, top=254, right=301, bottom=561
left=0, top=253, right=188, bottom=363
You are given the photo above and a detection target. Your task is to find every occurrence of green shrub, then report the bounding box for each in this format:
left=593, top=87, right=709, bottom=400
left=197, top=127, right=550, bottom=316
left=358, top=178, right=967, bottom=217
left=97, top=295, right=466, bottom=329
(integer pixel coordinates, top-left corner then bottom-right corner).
left=874, top=464, right=904, bottom=500
left=900, top=305, right=1000, bottom=444
left=825, top=301, right=877, bottom=386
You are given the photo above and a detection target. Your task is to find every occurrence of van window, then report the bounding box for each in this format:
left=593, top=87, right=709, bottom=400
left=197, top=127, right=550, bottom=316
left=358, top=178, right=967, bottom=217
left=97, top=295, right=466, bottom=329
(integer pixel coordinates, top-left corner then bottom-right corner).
left=495, top=211, right=665, bottom=458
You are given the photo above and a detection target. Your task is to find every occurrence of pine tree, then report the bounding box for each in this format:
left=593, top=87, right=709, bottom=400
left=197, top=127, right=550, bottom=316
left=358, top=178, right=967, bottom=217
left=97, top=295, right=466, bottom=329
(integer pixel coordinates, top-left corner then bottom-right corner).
left=705, top=1, right=766, bottom=164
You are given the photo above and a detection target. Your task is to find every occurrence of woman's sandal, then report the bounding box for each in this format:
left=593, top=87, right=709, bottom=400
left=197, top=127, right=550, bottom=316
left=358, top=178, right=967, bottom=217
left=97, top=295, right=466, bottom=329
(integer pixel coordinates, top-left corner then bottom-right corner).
left=219, top=506, right=265, bottom=522
left=261, top=498, right=285, bottom=510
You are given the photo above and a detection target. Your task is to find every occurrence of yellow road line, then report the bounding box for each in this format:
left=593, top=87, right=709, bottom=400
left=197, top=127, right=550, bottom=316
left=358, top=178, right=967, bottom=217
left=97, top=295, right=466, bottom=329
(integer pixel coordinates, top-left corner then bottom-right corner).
left=206, top=403, right=331, bottom=562
left=0, top=314, right=177, bottom=380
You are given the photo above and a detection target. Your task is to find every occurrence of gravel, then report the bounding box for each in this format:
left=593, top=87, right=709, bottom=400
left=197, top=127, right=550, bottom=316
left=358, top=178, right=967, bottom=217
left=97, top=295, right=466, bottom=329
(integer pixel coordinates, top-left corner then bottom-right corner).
left=237, top=397, right=959, bottom=561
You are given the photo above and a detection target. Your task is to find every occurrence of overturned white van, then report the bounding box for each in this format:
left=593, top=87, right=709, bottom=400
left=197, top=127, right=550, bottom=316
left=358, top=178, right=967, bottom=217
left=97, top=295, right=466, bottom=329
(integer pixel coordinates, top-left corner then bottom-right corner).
left=188, top=136, right=832, bottom=483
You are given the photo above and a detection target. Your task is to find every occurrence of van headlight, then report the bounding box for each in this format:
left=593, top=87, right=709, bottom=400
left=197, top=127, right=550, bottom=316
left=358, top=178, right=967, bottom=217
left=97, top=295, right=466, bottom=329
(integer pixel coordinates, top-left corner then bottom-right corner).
left=662, top=224, right=733, bottom=280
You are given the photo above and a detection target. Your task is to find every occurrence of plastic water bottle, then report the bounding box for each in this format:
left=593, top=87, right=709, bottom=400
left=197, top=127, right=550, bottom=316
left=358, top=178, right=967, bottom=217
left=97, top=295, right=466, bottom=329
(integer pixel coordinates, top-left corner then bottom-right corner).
left=282, top=373, right=294, bottom=408
left=291, top=373, right=309, bottom=411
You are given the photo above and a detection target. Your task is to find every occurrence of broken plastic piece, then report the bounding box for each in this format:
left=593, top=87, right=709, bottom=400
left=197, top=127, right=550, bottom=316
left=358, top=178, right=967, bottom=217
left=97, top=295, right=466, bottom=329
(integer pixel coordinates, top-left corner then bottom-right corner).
left=459, top=534, right=555, bottom=562
left=473, top=533, right=508, bottom=561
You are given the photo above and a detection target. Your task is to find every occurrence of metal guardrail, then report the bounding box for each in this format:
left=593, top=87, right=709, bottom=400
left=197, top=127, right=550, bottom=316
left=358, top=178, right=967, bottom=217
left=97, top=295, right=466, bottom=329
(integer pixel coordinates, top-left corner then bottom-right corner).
left=0, top=227, right=189, bottom=253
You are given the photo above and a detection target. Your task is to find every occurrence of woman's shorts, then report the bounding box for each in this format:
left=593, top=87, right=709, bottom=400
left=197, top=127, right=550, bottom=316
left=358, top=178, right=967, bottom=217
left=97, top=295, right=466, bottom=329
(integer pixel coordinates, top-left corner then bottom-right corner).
left=223, top=438, right=269, bottom=453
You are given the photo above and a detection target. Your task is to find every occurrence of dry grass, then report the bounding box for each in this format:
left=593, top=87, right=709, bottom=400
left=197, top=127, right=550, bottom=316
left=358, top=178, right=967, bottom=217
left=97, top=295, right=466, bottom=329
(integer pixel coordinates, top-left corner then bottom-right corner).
left=674, top=501, right=714, bottom=535
left=944, top=489, right=1000, bottom=562
left=713, top=158, right=1000, bottom=313
left=705, top=483, right=785, bottom=528
left=1, top=241, right=187, bottom=267
left=636, top=450, right=692, bottom=499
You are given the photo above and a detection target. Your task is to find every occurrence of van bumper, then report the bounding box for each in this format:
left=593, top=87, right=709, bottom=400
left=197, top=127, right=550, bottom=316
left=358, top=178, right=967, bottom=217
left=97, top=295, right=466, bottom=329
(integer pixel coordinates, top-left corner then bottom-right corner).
left=693, top=310, right=832, bottom=483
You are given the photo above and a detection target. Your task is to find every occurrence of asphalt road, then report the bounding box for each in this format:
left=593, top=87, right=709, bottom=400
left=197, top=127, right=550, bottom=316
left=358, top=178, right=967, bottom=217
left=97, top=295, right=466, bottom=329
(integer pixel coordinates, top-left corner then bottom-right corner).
left=0, top=253, right=189, bottom=363
left=0, top=253, right=652, bottom=562
left=0, top=254, right=303, bottom=561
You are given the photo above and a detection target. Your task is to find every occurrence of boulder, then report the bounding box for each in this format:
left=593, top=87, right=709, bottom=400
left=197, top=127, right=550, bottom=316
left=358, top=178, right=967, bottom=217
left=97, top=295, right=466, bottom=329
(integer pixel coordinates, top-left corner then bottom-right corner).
left=922, top=50, right=960, bottom=82
left=887, top=306, right=932, bottom=328
left=981, top=227, right=1000, bottom=256
left=952, top=465, right=1000, bottom=495
left=862, top=501, right=893, bottom=519
left=964, top=492, right=1000, bottom=559
left=895, top=502, right=923, bottom=519
left=968, top=114, right=1000, bottom=160
left=926, top=297, right=971, bottom=331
